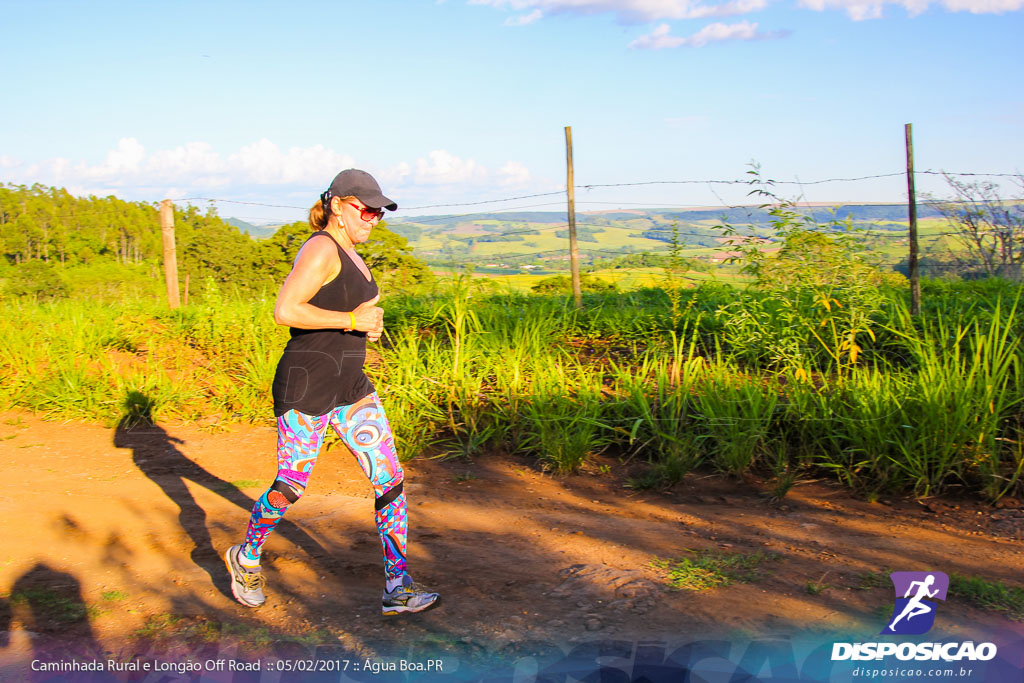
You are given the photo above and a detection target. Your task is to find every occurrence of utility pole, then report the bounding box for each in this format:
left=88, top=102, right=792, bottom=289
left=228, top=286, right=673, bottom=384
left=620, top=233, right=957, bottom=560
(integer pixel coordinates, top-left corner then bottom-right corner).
left=905, top=124, right=920, bottom=316
left=160, top=199, right=181, bottom=309
left=565, top=126, right=582, bottom=308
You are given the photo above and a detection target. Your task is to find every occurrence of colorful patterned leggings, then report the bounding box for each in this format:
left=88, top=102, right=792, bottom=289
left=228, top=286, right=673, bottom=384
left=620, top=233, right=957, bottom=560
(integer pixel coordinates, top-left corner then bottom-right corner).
left=240, top=392, right=407, bottom=581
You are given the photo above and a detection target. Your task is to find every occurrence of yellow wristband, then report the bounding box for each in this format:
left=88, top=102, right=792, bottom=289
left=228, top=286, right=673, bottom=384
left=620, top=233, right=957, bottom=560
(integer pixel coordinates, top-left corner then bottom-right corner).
left=349, top=312, right=356, bottom=331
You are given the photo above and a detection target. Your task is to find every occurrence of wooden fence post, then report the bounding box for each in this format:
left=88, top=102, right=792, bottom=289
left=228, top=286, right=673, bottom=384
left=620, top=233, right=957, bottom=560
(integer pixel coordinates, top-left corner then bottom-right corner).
left=565, top=126, right=582, bottom=308
left=905, top=124, right=921, bottom=316
left=160, top=199, right=181, bottom=309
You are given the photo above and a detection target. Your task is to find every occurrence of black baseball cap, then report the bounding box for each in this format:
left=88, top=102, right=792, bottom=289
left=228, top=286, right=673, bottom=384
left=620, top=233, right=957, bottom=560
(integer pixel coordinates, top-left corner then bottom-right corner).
left=323, top=169, right=397, bottom=211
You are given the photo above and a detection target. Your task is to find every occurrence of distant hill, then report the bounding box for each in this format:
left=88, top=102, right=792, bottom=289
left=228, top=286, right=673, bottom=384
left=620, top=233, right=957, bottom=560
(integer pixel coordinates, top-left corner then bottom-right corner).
left=386, top=202, right=947, bottom=272
left=388, top=203, right=941, bottom=244
left=227, top=218, right=284, bottom=240
left=390, top=203, right=940, bottom=232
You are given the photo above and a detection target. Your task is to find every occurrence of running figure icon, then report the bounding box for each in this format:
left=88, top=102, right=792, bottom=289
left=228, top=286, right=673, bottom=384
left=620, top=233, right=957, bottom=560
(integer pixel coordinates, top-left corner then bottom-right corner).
left=883, top=571, right=949, bottom=635
left=888, top=574, right=939, bottom=631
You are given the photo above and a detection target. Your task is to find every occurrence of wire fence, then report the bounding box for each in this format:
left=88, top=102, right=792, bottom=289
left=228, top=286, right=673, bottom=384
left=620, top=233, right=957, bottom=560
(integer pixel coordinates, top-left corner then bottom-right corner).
left=161, top=167, right=1023, bottom=280
left=5, top=168, right=1022, bottom=279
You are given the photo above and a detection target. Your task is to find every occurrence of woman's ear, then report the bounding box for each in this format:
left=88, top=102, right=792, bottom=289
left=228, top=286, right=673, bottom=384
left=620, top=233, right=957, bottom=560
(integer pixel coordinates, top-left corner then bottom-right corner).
left=330, top=195, right=345, bottom=217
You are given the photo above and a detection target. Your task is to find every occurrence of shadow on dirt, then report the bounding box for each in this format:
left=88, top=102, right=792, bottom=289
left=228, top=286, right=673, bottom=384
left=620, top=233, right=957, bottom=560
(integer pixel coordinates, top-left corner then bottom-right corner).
left=0, top=563, right=103, bottom=663
left=3, top=400, right=1016, bottom=666
left=112, top=390, right=336, bottom=603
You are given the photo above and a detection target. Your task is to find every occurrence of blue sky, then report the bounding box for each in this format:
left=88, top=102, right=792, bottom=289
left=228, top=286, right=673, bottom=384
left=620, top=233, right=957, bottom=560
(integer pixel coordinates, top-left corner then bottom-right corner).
left=1, top=0, right=1021, bottom=222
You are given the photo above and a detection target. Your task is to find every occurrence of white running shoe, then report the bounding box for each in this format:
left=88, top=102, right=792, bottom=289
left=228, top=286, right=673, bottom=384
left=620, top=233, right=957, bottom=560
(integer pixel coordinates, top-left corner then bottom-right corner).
left=224, top=544, right=266, bottom=607
left=381, top=575, right=440, bottom=615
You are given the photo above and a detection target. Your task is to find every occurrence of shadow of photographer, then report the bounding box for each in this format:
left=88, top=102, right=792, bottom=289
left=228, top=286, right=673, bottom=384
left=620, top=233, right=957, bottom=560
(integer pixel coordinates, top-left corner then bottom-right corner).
left=0, top=563, right=102, bottom=666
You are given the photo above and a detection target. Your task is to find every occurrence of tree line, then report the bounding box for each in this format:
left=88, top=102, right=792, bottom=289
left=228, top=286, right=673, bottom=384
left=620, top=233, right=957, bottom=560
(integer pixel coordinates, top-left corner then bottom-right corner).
left=0, top=183, right=432, bottom=300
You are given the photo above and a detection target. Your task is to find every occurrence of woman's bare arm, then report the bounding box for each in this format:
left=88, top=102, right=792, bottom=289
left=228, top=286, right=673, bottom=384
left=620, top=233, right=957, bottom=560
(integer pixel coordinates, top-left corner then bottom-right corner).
left=274, top=235, right=382, bottom=332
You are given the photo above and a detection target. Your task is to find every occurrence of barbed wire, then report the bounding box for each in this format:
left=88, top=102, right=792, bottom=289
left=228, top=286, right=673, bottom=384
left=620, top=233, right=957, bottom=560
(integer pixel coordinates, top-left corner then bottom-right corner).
left=405, top=212, right=978, bottom=242
left=425, top=249, right=568, bottom=265
left=402, top=191, right=567, bottom=210
left=424, top=243, right=992, bottom=271
left=6, top=168, right=1019, bottom=221
left=577, top=173, right=906, bottom=190
left=174, top=197, right=305, bottom=209
left=397, top=202, right=568, bottom=225
left=4, top=168, right=1021, bottom=274
left=917, top=171, right=1022, bottom=179
left=166, top=169, right=1019, bottom=212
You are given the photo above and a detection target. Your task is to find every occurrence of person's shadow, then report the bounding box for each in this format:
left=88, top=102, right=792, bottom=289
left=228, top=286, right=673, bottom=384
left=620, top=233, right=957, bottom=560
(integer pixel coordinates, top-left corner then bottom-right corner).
left=0, top=563, right=102, bottom=673
left=113, top=390, right=333, bottom=598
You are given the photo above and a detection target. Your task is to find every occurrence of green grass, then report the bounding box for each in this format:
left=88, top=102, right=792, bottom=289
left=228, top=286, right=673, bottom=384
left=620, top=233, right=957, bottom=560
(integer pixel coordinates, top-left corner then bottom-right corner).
left=652, top=549, right=777, bottom=590
left=854, top=571, right=890, bottom=591
left=874, top=602, right=897, bottom=623
left=228, top=479, right=265, bottom=489
left=134, top=613, right=184, bottom=638
left=101, top=589, right=129, bottom=601
left=9, top=588, right=102, bottom=623
left=132, top=613, right=333, bottom=649
left=951, top=574, right=1024, bottom=621
left=806, top=572, right=831, bottom=595
left=134, top=613, right=227, bottom=645
left=853, top=572, right=1024, bottom=623
left=221, top=621, right=275, bottom=648
left=2, top=276, right=1023, bottom=500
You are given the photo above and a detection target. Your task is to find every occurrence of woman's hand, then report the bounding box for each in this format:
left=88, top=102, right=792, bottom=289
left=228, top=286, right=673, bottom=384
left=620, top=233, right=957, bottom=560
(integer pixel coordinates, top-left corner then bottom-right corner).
left=351, top=295, right=384, bottom=339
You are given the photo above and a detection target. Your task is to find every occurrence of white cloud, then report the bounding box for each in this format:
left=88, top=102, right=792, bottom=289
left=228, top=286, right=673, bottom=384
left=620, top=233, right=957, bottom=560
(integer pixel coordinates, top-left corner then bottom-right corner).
left=687, top=0, right=768, bottom=17
left=629, top=22, right=686, bottom=47
left=147, top=141, right=226, bottom=182
left=498, top=161, right=532, bottom=185
left=630, top=20, right=782, bottom=47
left=799, top=0, right=1023, bottom=17
left=470, top=0, right=763, bottom=22
left=37, top=138, right=148, bottom=185
left=798, top=0, right=881, bottom=17
left=0, top=138, right=358, bottom=196
left=229, top=139, right=355, bottom=185
left=413, top=150, right=489, bottom=185
left=164, top=187, right=190, bottom=200
left=506, top=8, right=545, bottom=23
left=98, top=137, right=146, bottom=176
left=472, top=0, right=1023, bottom=24
left=381, top=161, right=413, bottom=186
left=942, top=0, right=1024, bottom=11
left=0, top=141, right=534, bottom=214
left=686, top=19, right=762, bottom=44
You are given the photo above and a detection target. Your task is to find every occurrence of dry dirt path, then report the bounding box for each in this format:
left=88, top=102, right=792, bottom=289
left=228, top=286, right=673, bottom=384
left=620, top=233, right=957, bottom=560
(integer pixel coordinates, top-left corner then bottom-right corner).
left=0, top=411, right=1022, bottom=680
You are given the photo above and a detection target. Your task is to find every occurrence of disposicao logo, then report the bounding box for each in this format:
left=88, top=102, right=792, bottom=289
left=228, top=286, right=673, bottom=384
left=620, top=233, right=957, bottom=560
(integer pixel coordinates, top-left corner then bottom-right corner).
left=882, top=571, right=948, bottom=635
left=831, top=570, right=998, bottom=664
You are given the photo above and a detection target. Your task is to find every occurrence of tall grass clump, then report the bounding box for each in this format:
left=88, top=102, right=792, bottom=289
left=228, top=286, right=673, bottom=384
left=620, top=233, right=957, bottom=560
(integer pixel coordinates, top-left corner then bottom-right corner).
left=372, top=329, right=447, bottom=460
left=695, top=365, right=779, bottom=475
left=610, top=323, right=705, bottom=487
left=516, top=355, right=610, bottom=473
left=884, top=296, right=1022, bottom=496
left=0, top=291, right=285, bottom=424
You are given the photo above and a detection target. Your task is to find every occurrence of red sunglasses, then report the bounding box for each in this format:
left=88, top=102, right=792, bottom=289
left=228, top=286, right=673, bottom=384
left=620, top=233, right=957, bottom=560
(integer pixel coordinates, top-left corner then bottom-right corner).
left=345, top=201, right=385, bottom=223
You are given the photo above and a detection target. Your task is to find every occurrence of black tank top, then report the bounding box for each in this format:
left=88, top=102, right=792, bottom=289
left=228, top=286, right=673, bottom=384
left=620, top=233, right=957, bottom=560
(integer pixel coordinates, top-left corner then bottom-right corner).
left=271, top=231, right=379, bottom=417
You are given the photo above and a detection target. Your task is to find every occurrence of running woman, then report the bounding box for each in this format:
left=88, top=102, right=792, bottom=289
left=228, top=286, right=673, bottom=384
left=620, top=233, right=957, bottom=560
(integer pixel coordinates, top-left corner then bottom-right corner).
left=224, top=169, right=439, bottom=615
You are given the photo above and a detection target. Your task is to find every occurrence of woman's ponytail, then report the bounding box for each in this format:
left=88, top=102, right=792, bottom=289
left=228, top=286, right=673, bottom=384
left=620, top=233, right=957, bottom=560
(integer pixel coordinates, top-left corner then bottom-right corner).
left=309, top=199, right=330, bottom=231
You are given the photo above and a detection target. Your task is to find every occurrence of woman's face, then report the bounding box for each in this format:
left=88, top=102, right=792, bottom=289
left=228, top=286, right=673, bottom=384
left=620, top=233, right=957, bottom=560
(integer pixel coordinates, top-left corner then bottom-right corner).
left=334, top=197, right=382, bottom=244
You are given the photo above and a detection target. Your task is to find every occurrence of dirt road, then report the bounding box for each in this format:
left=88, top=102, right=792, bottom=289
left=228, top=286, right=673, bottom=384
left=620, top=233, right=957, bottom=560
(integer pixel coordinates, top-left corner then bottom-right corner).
left=1, top=411, right=1022, bottom=679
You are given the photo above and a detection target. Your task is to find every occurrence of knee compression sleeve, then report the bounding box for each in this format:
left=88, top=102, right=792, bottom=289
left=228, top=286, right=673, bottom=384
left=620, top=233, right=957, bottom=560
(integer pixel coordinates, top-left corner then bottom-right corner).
left=268, top=479, right=301, bottom=508
left=374, top=480, right=404, bottom=511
